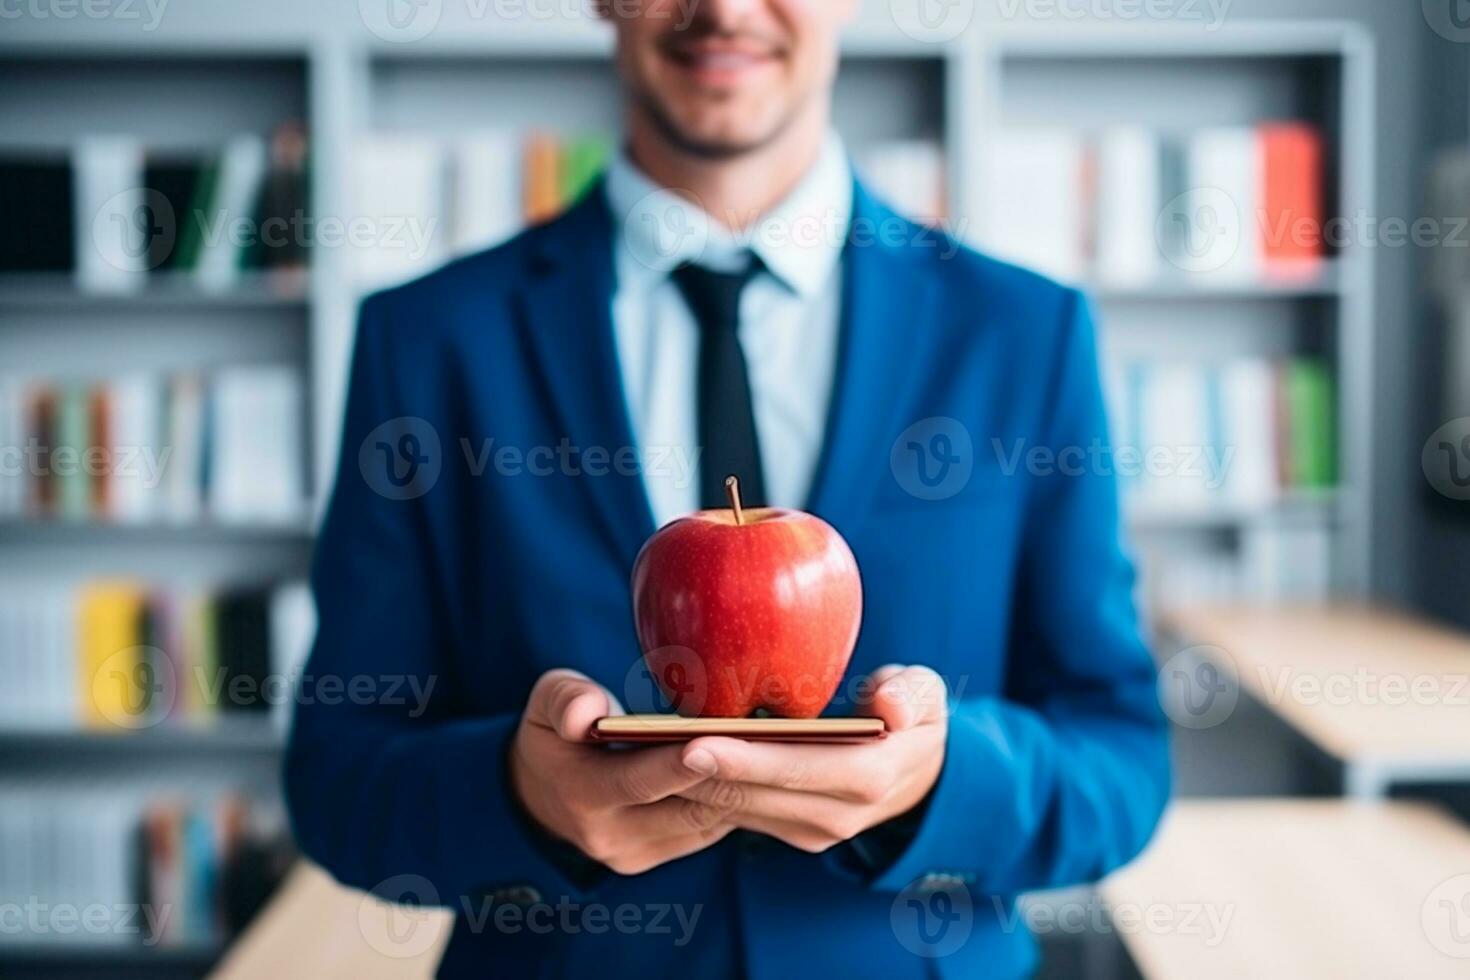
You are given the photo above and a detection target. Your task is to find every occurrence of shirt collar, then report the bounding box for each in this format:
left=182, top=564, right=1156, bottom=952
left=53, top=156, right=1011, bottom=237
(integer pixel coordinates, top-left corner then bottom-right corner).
left=605, top=132, right=852, bottom=299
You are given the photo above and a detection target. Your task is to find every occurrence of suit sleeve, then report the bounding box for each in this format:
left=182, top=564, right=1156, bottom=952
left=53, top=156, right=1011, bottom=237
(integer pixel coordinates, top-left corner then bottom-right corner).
left=284, top=295, right=590, bottom=904
left=861, top=288, right=1171, bottom=895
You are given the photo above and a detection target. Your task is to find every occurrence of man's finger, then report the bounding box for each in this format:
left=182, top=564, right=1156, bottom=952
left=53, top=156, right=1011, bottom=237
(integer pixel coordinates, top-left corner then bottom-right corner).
left=591, top=742, right=719, bottom=807
left=861, top=665, right=948, bottom=731
left=681, top=737, right=881, bottom=798
left=679, top=778, right=862, bottom=828
left=524, top=669, right=623, bottom=742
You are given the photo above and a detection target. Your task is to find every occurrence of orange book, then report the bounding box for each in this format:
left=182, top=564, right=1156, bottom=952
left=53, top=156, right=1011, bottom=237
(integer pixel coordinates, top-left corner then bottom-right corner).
left=522, top=133, right=563, bottom=225
left=1260, top=123, right=1325, bottom=277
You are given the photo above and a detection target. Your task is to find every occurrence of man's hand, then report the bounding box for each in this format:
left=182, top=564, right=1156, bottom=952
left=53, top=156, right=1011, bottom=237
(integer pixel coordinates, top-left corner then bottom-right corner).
left=510, top=669, right=735, bottom=875
left=675, top=666, right=948, bottom=854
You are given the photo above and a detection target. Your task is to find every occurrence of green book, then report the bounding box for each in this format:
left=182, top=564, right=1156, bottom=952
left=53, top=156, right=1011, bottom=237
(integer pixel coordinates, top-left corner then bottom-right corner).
left=172, top=156, right=221, bottom=272
left=1284, top=360, right=1336, bottom=489
left=559, top=136, right=609, bottom=207
left=56, top=384, right=91, bottom=520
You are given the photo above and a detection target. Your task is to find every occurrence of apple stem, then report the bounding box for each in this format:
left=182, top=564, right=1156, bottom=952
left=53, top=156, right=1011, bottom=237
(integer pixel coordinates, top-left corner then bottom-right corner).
left=725, top=475, right=745, bottom=526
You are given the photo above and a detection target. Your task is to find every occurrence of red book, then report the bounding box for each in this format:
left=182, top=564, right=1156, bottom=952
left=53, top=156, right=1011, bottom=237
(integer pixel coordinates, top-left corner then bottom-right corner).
left=1260, top=123, right=1325, bottom=277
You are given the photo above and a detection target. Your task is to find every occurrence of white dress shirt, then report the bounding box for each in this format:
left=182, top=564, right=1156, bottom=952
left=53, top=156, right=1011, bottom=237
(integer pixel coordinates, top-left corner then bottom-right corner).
left=605, top=134, right=853, bottom=528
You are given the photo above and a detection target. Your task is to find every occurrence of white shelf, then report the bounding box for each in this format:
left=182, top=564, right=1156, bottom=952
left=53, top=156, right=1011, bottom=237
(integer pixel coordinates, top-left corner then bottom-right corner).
left=0, top=721, right=284, bottom=753
left=0, top=272, right=309, bottom=310
left=1090, top=267, right=1343, bottom=301
left=0, top=518, right=315, bottom=545
left=1128, top=491, right=1340, bottom=531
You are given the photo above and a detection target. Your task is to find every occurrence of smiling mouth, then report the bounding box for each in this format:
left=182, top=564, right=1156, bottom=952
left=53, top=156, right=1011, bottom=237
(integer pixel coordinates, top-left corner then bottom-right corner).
left=661, top=37, right=785, bottom=82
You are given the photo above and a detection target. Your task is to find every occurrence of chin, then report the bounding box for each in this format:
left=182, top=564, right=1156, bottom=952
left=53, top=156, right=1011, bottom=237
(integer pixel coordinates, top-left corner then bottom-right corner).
left=652, top=100, right=791, bottom=159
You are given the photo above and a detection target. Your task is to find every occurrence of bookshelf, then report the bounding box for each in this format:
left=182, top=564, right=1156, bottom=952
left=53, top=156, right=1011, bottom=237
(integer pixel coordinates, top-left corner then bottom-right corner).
left=969, top=23, right=1376, bottom=612
left=0, top=13, right=1382, bottom=976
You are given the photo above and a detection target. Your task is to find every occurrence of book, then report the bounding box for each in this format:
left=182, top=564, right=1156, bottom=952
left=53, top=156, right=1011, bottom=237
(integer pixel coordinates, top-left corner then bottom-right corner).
left=1180, top=127, right=1263, bottom=281
left=78, top=583, right=147, bottom=730
left=451, top=132, right=522, bottom=256
left=0, top=156, right=74, bottom=273
left=163, top=373, right=206, bottom=523
left=350, top=134, right=446, bottom=287
left=171, top=155, right=220, bottom=273
left=196, top=135, right=268, bottom=291
left=1093, top=127, right=1161, bottom=287
left=559, top=135, right=610, bottom=208
left=27, top=385, right=58, bottom=517
left=73, top=137, right=148, bottom=293
left=250, top=121, right=310, bottom=272
left=1260, top=123, right=1325, bottom=278
left=207, top=366, right=305, bottom=524
left=1282, top=360, right=1335, bottom=489
left=522, top=132, right=563, bottom=225
left=0, top=380, right=25, bottom=517
left=976, top=129, right=1086, bottom=282
left=1218, top=359, right=1280, bottom=507
left=268, top=582, right=316, bottom=728
left=142, top=154, right=202, bottom=273
left=106, top=374, right=164, bottom=524
left=54, top=383, right=90, bottom=521
left=1134, top=362, right=1213, bottom=506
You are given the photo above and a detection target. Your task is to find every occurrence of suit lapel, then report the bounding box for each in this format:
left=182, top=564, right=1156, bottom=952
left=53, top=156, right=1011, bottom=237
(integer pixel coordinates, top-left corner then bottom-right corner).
left=515, top=184, right=657, bottom=568
left=806, top=183, right=941, bottom=534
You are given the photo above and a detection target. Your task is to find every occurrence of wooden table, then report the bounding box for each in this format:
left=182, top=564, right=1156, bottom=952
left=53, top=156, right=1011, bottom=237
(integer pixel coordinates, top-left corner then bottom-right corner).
left=210, top=863, right=453, bottom=980
left=1159, top=604, right=1470, bottom=797
left=1102, top=800, right=1470, bottom=979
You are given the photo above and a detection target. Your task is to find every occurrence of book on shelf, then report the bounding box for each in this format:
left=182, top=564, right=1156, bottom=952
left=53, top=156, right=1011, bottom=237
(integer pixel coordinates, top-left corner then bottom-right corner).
left=208, top=366, right=306, bottom=525
left=0, top=579, right=313, bottom=733
left=73, top=136, right=149, bottom=294
left=0, top=368, right=307, bottom=527
left=1108, top=355, right=1336, bottom=511
left=0, top=155, right=75, bottom=274
left=1093, top=127, right=1161, bottom=287
left=0, top=123, right=310, bottom=294
left=975, top=128, right=1087, bottom=283
left=352, top=129, right=615, bottom=289
left=976, top=122, right=1327, bottom=287
left=0, top=782, right=291, bottom=948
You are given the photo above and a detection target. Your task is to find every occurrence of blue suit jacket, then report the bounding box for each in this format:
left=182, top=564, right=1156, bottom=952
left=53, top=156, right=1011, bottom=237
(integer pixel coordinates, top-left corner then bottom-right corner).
left=285, top=180, right=1170, bottom=979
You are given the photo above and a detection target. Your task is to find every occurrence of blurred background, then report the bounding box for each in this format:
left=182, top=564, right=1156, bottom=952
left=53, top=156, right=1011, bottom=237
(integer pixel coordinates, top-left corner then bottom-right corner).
left=3, top=1, right=1470, bottom=978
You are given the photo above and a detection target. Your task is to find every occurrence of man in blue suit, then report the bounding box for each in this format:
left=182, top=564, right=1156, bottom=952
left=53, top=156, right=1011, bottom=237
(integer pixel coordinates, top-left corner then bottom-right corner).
left=286, top=0, right=1169, bottom=976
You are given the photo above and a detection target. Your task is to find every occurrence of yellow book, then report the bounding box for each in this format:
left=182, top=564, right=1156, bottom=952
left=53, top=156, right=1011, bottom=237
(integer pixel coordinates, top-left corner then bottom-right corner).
left=78, top=583, right=147, bottom=730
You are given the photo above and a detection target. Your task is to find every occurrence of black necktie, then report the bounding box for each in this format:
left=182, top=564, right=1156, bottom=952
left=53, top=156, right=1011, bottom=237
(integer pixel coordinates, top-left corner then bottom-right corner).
left=671, top=258, right=768, bottom=510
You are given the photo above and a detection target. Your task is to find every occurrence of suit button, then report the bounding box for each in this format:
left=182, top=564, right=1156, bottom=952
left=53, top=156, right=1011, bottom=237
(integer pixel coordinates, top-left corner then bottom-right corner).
left=490, top=885, right=543, bottom=907
left=918, top=872, right=968, bottom=891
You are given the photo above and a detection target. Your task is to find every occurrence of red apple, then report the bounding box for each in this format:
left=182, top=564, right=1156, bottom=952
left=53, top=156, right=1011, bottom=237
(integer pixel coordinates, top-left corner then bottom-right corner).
left=631, top=477, right=863, bottom=718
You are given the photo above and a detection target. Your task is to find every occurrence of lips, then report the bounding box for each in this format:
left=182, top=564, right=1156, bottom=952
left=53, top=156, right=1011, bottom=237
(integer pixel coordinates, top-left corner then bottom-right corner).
left=661, top=37, right=783, bottom=84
